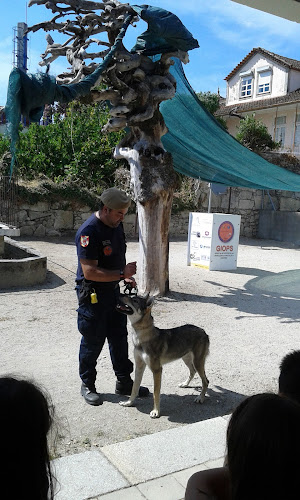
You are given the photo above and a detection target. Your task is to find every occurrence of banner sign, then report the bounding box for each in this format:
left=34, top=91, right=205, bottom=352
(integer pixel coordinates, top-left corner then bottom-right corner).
left=187, top=213, right=241, bottom=270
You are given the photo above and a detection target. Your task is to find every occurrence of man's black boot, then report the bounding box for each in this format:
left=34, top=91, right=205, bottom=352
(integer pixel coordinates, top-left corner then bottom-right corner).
left=115, top=378, right=150, bottom=397
left=81, top=383, right=103, bottom=406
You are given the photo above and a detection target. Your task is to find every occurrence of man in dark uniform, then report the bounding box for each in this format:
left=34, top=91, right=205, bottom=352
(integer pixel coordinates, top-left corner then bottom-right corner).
left=75, top=187, right=149, bottom=405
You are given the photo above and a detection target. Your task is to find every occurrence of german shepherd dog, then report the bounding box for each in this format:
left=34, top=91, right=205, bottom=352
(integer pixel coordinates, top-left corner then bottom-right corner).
left=117, top=294, right=209, bottom=418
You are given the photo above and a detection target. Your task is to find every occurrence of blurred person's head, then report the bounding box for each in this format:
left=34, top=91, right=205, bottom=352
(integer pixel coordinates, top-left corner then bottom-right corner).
left=227, top=392, right=300, bottom=500
left=0, top=376, right=56, bottom=500
left=279, top=350, right=300, bottom=405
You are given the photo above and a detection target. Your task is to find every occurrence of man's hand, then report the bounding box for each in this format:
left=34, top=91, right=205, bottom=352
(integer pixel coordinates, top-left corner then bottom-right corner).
left=124, top=261, right=137, bottom=279
left=124, top=277, right=137, bottom=289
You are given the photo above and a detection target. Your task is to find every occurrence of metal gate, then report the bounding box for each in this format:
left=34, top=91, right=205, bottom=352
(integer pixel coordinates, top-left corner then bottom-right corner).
left=0, top=176, right=18, bottom=227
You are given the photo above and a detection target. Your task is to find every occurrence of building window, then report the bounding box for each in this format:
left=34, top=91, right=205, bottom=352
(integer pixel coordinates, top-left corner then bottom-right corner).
left=294, top=114, right=300, bottom=149
left=275, top=116, right=286, bottom=147
left=240, top=76, right=253, bottom=98
left=257, top=70, right=271, bottom=94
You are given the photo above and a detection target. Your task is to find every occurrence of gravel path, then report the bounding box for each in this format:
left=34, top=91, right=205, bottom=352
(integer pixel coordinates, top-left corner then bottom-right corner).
left=0, top=235, right=299, bottom=457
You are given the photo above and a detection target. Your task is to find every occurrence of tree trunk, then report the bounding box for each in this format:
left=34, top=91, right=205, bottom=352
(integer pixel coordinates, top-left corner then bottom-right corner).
left=132, top=153, right=175, bottom=296
left=136, top=189, right=173, bottom=295
left=115, top=118, right=178, bottom=295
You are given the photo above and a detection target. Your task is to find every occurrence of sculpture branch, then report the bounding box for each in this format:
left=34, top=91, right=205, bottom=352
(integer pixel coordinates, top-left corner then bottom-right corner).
left=26, top=0, right=194, bottom=294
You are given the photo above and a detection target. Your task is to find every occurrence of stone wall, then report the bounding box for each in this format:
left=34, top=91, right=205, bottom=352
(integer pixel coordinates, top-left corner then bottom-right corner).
left=192, top=184, right=300, bottom=238
left=15, top=199, right=139, bottom=238
left=165, top=184, right=299, bottom=239
left=258, top=211, right=300, bottom=245
left=14, top=183, right=300, bottom=239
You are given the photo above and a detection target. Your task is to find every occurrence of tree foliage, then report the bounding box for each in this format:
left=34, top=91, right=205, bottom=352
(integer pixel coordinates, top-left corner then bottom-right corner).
left=0, top=101, right=126, bottom=190
left=197, top=91, right=227, bottom=129
left=196, top=91, right=220, bottom=114
left=236, top=114, right=280, bottom=153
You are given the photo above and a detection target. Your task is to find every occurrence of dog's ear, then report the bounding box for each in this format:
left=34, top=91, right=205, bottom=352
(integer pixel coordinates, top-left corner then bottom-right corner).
left=146, top=295, right=154, bottom=308
left=141, top=292, right=154, bottom=308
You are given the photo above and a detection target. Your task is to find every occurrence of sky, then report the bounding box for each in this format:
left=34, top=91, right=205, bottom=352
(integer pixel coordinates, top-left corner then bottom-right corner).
left=1, top=0, right=300, bottom=106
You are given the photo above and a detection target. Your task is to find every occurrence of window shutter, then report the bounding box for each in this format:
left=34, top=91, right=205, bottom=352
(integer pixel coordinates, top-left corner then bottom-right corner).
left=258, top=70, right=271, bottom=94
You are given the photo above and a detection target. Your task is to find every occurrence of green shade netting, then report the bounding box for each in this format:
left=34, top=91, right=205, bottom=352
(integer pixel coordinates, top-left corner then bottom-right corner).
left=130, top=4, right=199, bottom=55
left=160, top=58, right=300, bottom=192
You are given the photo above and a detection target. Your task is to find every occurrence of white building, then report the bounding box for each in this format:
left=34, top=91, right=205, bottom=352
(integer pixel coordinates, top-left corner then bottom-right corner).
left=216, top=47, right=300, bottom=155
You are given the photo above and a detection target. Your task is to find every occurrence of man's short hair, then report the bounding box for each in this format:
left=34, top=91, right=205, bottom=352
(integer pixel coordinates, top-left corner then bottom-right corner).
left=279, top=350, right=300, bottom=405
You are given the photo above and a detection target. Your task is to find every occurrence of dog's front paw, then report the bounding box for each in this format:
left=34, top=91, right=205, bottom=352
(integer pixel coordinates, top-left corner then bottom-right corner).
left=119, top=400, right=134, bottom=407
left=150, top=409, right=160, bottom=418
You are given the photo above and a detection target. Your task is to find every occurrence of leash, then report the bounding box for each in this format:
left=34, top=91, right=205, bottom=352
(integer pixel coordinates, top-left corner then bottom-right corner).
left=116, top=280, right=138, bottom=314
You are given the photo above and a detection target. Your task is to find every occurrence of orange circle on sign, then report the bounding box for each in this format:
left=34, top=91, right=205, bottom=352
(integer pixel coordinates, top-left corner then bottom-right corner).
left=218, top=221, right=234, bottom=243
left=103, top=246, right=112, bottom=256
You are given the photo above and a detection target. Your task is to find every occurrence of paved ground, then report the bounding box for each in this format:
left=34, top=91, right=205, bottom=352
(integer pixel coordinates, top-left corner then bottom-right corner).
left=0, top=235, right=299, bottom=498
left=52, top=415, right=228, bottom=499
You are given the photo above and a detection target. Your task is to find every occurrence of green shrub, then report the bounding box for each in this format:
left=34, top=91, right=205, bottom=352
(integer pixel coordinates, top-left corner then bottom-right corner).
left=236, top=114, right=280, bottom=152
left=13, top=101, right=126, bottom=190
left=0, top=134, right=10, bottom=157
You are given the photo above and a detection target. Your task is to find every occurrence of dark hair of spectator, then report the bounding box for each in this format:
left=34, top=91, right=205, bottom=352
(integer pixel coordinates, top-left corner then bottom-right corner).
left=279, top=350, right=300, bottom=405
left=0, top=376, right=56, bottom=500
left=226, top=393, right=300, bottom=500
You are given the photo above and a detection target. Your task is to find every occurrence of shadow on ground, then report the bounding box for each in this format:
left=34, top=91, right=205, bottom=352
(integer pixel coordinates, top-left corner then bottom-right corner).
left=162, top=268, right=300, bottom=323
left=97, top=385, right=245, bottom=424
left=0, top=271, right=66, bottom=293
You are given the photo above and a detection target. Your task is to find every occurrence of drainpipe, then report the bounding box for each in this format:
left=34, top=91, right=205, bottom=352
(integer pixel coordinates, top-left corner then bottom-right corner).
left=227, top=187, right=232, bottom=213
left=273, top=106, right=278, bottom=141
left=292, top=104, right=298, bottom=154
left=208, top=185, right=212, bottom=213
left=267, top=191, right=276, bottom=211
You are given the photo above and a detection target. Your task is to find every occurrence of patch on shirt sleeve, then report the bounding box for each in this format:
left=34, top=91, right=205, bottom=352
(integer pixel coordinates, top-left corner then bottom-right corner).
left=80, top=235, right=89, bottom=247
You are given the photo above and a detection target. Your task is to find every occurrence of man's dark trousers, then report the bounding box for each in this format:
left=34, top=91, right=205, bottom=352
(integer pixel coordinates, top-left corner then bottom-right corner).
left=77, top=286, right=133, bottom=389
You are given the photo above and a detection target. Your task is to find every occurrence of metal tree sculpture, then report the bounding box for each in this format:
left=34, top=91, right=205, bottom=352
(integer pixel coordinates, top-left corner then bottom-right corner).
left=27, top=0, right=196, bottom=295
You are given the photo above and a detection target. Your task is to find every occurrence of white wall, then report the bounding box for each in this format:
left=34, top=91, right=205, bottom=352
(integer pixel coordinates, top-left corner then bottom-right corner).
left=224, top=105, right=300, bottom=155
left=288, top=69, right=300, bottom=92
left=227, top=53, right=289, bottom=105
